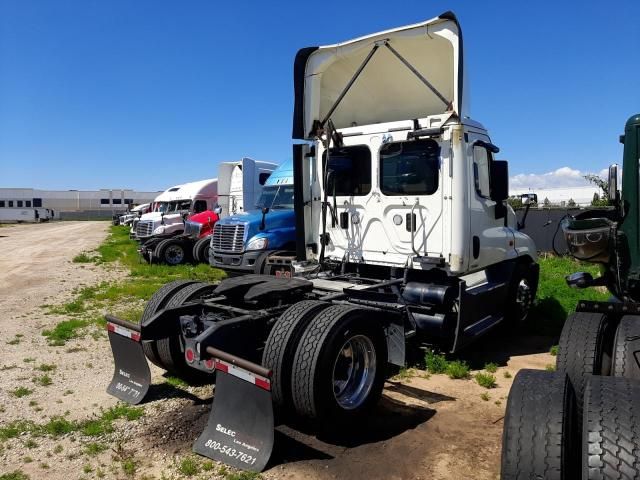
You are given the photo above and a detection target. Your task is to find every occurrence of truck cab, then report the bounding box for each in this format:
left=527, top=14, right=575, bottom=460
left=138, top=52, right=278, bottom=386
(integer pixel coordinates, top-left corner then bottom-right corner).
left=210, top=160, right=296, bottom=273
left=134, top=179, right=218, bottom=240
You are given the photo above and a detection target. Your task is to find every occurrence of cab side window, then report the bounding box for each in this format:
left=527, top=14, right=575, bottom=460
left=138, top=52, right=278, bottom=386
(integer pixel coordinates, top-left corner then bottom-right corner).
left=193, top=200, right=207, bottom=213
left=473, top=146, right=492, bottom=198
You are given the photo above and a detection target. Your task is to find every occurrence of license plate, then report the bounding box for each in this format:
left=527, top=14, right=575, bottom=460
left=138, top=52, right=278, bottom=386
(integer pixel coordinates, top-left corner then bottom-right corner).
left=275, top=270, right=291, bottom=278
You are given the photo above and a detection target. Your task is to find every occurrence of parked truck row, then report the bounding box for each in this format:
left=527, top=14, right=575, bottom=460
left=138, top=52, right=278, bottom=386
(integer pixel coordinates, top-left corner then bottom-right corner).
left=104, top=12, right=544, bottom=473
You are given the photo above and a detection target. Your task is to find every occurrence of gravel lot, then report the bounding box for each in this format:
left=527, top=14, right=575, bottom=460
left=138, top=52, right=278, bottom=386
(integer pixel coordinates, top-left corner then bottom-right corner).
left=0, top=221, right=557, bottom=480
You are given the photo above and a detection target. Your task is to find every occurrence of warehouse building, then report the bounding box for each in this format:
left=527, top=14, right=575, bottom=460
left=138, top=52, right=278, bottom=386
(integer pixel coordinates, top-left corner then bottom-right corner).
left=0, top=188, right=161, bottom=219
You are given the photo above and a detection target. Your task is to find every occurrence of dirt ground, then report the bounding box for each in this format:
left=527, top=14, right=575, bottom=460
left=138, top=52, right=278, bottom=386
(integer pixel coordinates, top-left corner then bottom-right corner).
left=0, top=221, right=557, bottom=480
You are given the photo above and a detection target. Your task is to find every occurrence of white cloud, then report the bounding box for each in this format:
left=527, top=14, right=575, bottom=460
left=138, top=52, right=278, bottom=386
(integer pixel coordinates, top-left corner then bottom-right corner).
left=510, top=166, right=604, bottom=190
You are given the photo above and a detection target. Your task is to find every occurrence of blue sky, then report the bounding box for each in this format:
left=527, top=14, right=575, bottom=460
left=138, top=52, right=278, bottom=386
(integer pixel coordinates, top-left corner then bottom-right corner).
left=1, top=0, right=638, bottom=191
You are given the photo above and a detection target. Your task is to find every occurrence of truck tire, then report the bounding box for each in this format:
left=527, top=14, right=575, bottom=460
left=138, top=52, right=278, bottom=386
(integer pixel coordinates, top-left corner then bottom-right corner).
left=155, top=239, right=189, bottom=266
left=262, top=300, right=330, bottom=409
left=556, top=312, right=610, bottom=418
left=141, top=280, right=198, bottom=368
left=582, top=376, right=640, bottom=479
left=506, top=261, right=538, bottom=323
left=613, top=315, right=640, bottom=380
left=501, top=369, right=577, bottom=480
left=253, top=251, right=271, bottom=274
left=156, top=282, right=217, bottom=378
left=291, top=304, right=387, bottom=421
left=192, top=236, right=211, bottom=264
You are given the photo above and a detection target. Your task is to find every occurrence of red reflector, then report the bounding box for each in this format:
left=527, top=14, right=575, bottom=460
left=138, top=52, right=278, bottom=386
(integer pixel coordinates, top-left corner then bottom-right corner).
left=255, top=377, right=271, bottom=391
left=185, top=348, right=195, bottom=363
left=215, top=360, right=229, bottom=373
left=204, top=359, right=215, bottom=370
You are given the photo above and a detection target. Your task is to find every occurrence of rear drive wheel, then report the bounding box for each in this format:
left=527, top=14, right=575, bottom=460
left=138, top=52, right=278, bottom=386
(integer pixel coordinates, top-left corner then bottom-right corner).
left=291, top=305, right=386, bottom=421
left=262, top=300, right=330, bottom=409
left=613, top=315, right=640, bottom=380
left=501, top=369, right=577, bottom=480
left=156, top=282, right=217, bottom=379
left=141, top=280, right=198, bottom=368
left=582, top=376, right=640, bottom=479
left=556, top=312, right=610, bottom=419
left=156, top=239, right=188, bottom=266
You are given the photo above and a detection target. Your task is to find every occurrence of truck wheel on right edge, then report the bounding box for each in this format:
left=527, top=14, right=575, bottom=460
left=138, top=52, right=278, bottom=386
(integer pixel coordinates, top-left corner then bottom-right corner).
left=262, top=300, right=330, bottom=409
left=556, top=312, right=611, bottom=416
left=141, top=280, right=198, bottom=368
left=501, top=369, right=577, bottom=480
left=582, top=376, right=640, bottom=479
left=613, top=315, right=640, bottom=380
left=290, top=304, right=387, bottom=422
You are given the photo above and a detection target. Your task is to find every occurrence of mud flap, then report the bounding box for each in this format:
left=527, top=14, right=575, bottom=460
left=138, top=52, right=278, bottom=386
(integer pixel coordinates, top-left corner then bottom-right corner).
left=105, top=316, right=151, bottom=405
left=193, top=349, right=274, bottom=472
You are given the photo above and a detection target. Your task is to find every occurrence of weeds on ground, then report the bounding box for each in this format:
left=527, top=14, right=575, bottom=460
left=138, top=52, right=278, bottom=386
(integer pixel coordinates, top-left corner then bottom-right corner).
left=393, top=367, right=414, bottom=381
left=36, top=363, right=56, bottom=372
left=475, top=373, right=497, bottom=389
left=73, top=253, right=94, bottom=263
left=549, top=345, right=559, bottom=356
left=33, top=374, right=53, bottom=387
left=12, top=387, right=33, bottom=398
left=445, top=360, right=470, bottom=379
left=503, top=371, right=512, bottom=379
left=84, top=442, right=107, bottom=456
left=483, top=362, right=498, bottom=373
left=177, top=456, right=199, bottom=476
left=424, top=349, right=448, bottom=374
left=480, top=392, right=490, bottom=401
left=0, top=470, right=30, bottom=480
left=545, top=364, right=556, bottom=371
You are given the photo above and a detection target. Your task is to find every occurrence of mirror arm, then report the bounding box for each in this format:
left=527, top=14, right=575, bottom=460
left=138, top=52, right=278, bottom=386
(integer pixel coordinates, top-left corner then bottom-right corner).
left=518, top=202, right=532, bottom=230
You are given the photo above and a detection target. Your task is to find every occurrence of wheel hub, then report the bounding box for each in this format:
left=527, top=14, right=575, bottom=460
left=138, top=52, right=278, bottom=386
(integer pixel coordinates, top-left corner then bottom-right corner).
left=515, top=279, right=532, bottom=321
left=165, top=244, right=185, bottom=265
left=332, top=335, right=376, bottom=410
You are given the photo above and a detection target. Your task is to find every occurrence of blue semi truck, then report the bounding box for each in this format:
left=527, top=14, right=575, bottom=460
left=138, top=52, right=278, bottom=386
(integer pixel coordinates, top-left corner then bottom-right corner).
left=209, top=160, right=295, bottom=274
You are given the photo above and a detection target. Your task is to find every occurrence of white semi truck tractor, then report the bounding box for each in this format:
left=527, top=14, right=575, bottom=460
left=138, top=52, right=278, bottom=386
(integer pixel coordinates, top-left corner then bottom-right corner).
left=104, top=11, right=538, bottom=472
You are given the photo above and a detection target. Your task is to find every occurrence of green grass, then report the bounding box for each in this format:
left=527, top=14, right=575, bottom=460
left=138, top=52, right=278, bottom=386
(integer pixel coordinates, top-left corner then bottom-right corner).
left=33, top=374, right=53, bottom=387
left=0, top=404, right=144, bottom=442
left=165, top=375, right=189, bottom=388
left=503, top=371, right=512, bottom=379
left=550, top=345, right=559, bottom=356
left=225, top=472, right=261, bottom=480
left=546, top=364, right=556, bottom=372
left=36, top=363, right=57, bottom=372
left=121, top=459, right=137, bottom=477
left=484, top=362, right=498, bottom=373
left=475, top=372, right=497, bottom=389
left=12, top=387, right=33, bottom=398
left=84, top=442, right=107, bottom=456
left=0, top=470, right=30, bottom=480
left=424, top=349, right=448, bottom=374
left=480, top=392, right=490, bottom=401
left=445, top=360, right=470, bottom=379
left=526, top=255, right=609, bottom=336
left=72, top=253, right=94, bottom=263
left=177, top=456, right=199, bottom=476
left=43, top=226, right=226, bottom=344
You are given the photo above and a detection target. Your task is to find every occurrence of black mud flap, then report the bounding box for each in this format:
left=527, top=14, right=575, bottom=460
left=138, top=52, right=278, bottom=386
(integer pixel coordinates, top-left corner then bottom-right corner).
left=193, top=348, right=274, bottom=472
left=105, top=316, right=151, bottom=404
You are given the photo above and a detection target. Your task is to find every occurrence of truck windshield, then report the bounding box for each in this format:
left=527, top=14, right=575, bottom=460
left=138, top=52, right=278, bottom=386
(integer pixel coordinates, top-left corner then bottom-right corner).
left=156, top=202, right=170, bottom=213
left=167, top=200, right=192, bottom=212
left=256, top=185, right=294, bottom=210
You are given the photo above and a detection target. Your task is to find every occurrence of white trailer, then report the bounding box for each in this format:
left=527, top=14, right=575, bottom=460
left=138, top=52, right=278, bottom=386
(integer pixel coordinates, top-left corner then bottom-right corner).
left=0, top=208, right=50, bottom=223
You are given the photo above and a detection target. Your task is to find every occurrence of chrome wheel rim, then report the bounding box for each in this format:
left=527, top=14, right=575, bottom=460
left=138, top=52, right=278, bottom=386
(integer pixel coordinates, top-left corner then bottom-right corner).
left=332, top=335, right=376, bottom=410
left=515, top=278, right=532, bottom=321
left=165, top=245, right=185, bottom=265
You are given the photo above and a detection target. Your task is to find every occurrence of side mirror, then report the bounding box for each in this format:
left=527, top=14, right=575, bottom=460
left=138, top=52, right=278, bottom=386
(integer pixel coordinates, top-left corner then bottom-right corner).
left=490, top=160, right=509, bottom=202
left=260, top=207, right=270, bottom=231
left=214, top=206, right=223, bottom=215
left=608, top=164, right=618, bottom=203
left=521, top=193, right=538, bottom=205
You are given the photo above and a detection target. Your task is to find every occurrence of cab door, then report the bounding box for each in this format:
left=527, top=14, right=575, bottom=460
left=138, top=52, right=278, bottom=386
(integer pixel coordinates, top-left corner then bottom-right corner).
left=466, top=131, right=514, bottom=270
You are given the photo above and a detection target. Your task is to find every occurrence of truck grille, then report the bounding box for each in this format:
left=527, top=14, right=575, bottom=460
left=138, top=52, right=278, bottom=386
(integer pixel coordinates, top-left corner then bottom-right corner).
left=136, top=220, right=154, bottom=238
left=211, top=224, right=245, bottom=253
left=184, top=221, right=202, bottom=238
